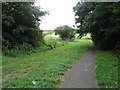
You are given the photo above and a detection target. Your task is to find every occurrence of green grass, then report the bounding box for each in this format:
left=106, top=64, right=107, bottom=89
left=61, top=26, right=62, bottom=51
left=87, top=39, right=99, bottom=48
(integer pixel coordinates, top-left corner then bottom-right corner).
left=81, top=33, right=91, bottom=40
left=2, top=39, right=91, bottom=88
left=95, top=49, right=118, bottom=88
left=43, top=31, right=59, bottom=40
left=43, top=30, right=67, bottom=50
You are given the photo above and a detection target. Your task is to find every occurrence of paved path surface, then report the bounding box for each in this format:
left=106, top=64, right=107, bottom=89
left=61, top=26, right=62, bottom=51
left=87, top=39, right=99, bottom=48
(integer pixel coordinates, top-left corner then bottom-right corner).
left=59, top=42, right=98, bottom=88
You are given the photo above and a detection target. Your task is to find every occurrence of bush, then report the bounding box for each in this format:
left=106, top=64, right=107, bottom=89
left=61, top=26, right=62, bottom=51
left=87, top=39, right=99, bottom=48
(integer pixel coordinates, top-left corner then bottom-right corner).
left=2, top=43, right=34, bottom=57
left=54, top=25, right=76, bottom=40
left=73, top=2, right=120, bottom=50
left=2, top=2, right=47, bottom=55
left=45, top=38, right=67, bottom=49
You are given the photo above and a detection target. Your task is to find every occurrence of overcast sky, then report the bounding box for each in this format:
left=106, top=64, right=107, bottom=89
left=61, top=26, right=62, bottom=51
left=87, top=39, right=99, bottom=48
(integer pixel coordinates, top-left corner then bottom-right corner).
left=35, top=0, right=79, bottom=30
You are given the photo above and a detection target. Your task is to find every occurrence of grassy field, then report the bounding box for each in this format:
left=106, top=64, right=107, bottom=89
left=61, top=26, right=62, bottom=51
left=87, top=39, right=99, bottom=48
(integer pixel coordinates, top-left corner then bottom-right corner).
left=95, top=49, right=118, bottom=88
left=43, top=30, right=59, bottom=40
left=2, top=39, right=91, bottom=88
left=43, top=30, right=68, bottom=50
left=81, top=33, right=91, bottom=40
left=2, top=31, right=119, bottom=88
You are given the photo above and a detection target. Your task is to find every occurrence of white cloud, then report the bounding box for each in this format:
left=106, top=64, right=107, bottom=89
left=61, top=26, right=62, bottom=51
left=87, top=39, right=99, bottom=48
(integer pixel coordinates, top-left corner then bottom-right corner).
left=35, top=0, right=79, bottom=30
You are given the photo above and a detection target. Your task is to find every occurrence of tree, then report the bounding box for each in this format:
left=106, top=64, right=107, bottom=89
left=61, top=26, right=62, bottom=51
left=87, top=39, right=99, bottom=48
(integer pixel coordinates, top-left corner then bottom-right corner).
left=73, top=2, right=120, bottom=50
left=2, top=2, right=47, bottom=50
left=54, top=25, right=76, bottom=40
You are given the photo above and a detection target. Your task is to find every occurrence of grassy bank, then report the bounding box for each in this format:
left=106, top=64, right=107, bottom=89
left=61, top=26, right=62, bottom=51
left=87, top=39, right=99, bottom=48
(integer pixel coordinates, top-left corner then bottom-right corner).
left=2, top=39, right=90, bottom=88
left=95, top=49, right=118, bottom=88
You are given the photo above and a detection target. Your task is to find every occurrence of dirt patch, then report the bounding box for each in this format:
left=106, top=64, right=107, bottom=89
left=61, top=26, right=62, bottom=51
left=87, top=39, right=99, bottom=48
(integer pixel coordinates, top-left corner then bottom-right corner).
left=0, top=73, right=13, bottom=83
left=1, top=71, right=28, bottom=83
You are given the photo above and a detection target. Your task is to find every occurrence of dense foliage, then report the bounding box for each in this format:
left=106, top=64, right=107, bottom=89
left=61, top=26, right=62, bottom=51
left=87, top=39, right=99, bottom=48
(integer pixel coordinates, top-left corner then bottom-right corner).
left=73, top=2, right=120, bottom=50
left=54, top=25, right=76, bottom=40
left=2, top=2, right=47, bottom=54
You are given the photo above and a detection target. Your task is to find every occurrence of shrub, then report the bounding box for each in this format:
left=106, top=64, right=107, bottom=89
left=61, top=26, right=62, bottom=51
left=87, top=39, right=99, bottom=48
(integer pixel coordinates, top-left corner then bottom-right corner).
left=2, top=2, right=47, bottom=55
left=54, top=25, right=76, bottom=40
left=73, top=2, right=120, bottom=50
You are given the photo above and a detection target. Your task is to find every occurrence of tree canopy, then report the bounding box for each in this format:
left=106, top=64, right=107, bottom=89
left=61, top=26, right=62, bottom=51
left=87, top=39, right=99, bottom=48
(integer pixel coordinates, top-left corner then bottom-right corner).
left=2, top=2, right=47, bottom=50
left=54, top=25, right=76, bottom=40
left=73, top=2, right=120, bottom=50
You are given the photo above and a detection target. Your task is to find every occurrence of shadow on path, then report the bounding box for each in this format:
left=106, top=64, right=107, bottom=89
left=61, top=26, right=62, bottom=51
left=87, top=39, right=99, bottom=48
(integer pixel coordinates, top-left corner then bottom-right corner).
left=59, top=42, right=99, bottom=88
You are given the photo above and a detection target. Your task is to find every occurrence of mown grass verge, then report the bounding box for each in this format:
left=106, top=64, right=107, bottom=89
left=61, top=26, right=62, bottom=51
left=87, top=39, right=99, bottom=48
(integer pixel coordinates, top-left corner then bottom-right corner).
left=95, top=49, right=118, bottom=88
left=2, top=39, right=90, bottom=88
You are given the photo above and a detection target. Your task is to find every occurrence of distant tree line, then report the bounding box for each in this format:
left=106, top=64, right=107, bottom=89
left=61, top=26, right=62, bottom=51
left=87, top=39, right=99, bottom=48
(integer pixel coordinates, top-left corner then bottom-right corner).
left=73, top=2, right=120, bottom=50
